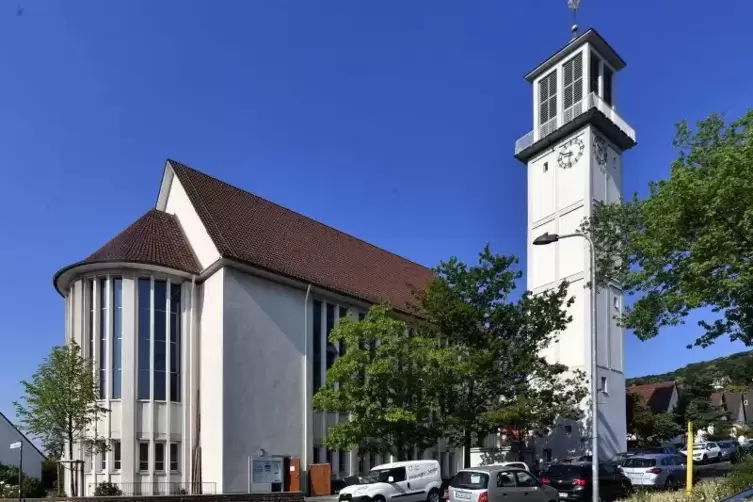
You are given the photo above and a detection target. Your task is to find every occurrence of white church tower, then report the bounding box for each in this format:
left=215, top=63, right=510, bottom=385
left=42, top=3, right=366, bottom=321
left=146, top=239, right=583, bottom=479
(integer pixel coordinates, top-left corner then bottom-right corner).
left=514, top=26, right=637, bottom=461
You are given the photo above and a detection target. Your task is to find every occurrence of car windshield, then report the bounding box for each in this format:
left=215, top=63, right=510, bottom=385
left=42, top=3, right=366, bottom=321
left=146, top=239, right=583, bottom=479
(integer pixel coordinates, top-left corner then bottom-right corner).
left=450, top=471, right=489, bottom=490
left=360, top=468, right=392, bottom=484
left=622, top=457, right=656, bottom=468
left=547, top=465, right=589, bottom=479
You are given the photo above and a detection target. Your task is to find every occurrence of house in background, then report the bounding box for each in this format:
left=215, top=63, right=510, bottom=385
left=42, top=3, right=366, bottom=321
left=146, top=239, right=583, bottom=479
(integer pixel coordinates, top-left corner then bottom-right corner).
left=724, top=393, right=746, bottom=425
left=627, top=381, right=679, bottom=413
left=0, top=412, right=47, bottom=480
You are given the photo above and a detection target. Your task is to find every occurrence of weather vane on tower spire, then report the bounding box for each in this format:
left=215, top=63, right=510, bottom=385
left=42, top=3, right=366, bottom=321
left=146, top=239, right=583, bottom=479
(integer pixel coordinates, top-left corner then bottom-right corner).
left=568, top=0, right=581, bottom=40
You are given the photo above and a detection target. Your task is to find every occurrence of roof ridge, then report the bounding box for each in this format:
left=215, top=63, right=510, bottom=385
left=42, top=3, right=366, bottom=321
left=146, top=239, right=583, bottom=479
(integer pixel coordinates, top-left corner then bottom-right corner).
left=166, top=158, right=432, bottom=272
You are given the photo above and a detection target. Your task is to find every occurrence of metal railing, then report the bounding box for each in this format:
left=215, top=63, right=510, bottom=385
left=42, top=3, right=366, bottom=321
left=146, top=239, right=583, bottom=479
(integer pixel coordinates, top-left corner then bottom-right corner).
left=87, top=481, right=217, bottom=496
left=514, top=92, right=636, bottom=155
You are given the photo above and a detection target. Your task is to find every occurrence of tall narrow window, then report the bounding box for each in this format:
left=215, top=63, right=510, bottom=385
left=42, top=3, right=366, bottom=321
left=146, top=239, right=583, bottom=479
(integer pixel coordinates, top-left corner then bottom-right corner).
left=313, top=300, right=322, bottom=394
left=338, top=450, right=348, bottom=476
left=139, top=442, right=149, bottom=471
left=88, top=280, right=95, bottom=360
left=169, top=283, right=182, bottom=402
left=154, top=280, right=167, bottom=401
left=589, top=52, right=600, bottom=94
left=112, top=278, right=123, bottom=399
left=138, top=279, right=151, bottom=399
left=563, top=52, right=583, bottom=119
left=98, top=278, right=108, bottom=399
left=170, top=443, right=180, bottom=471
left=603, top=66, right=613, bottom=106
left=155, top=442, right=165, bottom=471
left=326, top=304, right=336, bottom=370
left=113, top=440, right=121, bottom=470
left=100, top=452, right=106, bottom=471
left=538, top=71, right=557, bottom=133
left=339, top=306, right=348, bottom=356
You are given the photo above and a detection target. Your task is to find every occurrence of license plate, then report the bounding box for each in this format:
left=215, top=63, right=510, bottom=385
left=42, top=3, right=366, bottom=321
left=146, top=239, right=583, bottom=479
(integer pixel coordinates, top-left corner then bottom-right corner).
left=455, top=492, right=471, bottom=500
left=559, top=493, right=568, bottom=498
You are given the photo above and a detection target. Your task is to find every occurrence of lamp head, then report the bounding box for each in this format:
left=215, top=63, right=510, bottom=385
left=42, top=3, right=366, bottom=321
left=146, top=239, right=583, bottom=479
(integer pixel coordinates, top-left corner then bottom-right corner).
left=533, top=233, right=560, bottom=246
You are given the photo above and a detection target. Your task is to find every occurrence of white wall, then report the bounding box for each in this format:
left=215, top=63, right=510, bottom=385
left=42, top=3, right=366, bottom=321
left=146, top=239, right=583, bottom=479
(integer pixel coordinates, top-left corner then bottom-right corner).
left=0, top=415, right=45, bottom=480
left=199, top=270, right=225, bottom=491
left=162, top=169, right=220, bottom=270
left=527, top=125, right=627, bottom=461
left=221, top=268, right=307, bottom=493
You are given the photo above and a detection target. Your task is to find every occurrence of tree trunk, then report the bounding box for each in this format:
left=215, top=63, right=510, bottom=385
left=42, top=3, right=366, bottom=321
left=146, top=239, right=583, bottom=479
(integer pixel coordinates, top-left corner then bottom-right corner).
left=68, top=429, right=75, bottom=497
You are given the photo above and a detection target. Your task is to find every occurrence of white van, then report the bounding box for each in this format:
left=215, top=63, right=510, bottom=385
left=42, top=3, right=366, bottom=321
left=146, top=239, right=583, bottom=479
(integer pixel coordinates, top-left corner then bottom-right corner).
left=338, top=459, right=443, bottom=502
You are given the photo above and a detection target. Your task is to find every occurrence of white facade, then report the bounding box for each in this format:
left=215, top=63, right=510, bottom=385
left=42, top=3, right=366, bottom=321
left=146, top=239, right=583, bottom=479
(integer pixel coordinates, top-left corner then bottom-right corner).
left=0, top=413, right=46, bottom=480
left=57, top=162, right=464, bottom=496
left=518, top=30, right=636, bottom=462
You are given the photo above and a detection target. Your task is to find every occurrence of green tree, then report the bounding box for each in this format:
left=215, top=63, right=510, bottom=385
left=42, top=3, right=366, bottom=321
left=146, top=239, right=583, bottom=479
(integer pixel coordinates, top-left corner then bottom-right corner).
left=13, top=342, right=109, bottom=496
left=626, top=393, right=683, bottom=446
left=673, top=378, right=729, bottom=434
left=313, top=305, right=443, bottom=460
left=416, top=246, right=579, bottom=467
left=485, top=360, right=587, bottom=461
left=582, top=110, right=753, bottom=348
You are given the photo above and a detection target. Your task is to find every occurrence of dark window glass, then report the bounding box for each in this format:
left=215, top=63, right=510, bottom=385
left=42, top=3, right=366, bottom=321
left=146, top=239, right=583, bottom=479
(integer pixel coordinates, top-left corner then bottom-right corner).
left=603, top=66, right=613, bottom=106
left=113, top=440, right=121, bottom=470
left=326, top=304, right=337, bottom=369
left=339, top=307, right=348, bottom=356
left=154, top=280, right=167, bottom=400
left=451, top=471, right=489, bottom=489
left=112, top=278, right=123, bottom=398
left=622, top=458, right=656, bottom=468
left=326, top=447, right=332, bottom=464
left=339, top=450, right=348, bottom=476
left=497, top=471, right=515, bottom=488
left=170, top=283, right=181, bottom=402
left=313, top=300, right=322, bottom=394
left=389, top=467, right=406, bottom=482
left=546, top=465, right=590, bottom=478
left=170, top=443, right=179, bottom=471
left=88, top=280, right=95, bottom=360
left=313, top=446, right=320, bottom=465
left=515, top=471, right=537, bottom=487
left=138, top=279, right=151, bottom=400
left=590, top=52, right=600, bottom=94
left=359, top=313, right=365, bottom=322
left=155, top=442, right=165, bottom=471
left=139, top=442, right=149, bottom=471
left=98, top=278, right=107, bottom=399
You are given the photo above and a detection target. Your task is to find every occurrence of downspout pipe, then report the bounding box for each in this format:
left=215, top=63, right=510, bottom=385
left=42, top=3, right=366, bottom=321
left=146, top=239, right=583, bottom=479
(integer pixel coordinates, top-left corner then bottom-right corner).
left=303, top=284, right=312, bottom=494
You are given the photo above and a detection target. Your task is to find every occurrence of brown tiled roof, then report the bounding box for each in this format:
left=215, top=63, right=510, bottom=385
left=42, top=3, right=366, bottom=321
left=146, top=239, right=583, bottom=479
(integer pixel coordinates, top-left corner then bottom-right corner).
left=627, top=381, right=676, bottom=413
left=55, top=209, right=201, bottom=288
left=168, top=159, right=433, bottom=311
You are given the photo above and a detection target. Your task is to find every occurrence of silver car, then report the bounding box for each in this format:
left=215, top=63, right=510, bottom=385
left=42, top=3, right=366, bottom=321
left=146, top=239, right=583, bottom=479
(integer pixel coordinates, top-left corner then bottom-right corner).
left=446, top=466, right=558, bottom=502
left=618, top=454, right=687, bottom=489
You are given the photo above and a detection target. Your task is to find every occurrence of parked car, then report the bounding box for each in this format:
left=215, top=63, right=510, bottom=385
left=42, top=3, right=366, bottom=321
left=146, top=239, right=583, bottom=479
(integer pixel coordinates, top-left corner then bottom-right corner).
left=679, top=442, right=722, bottom=464
left=485, top=462, right=531, bottom=472
left=716, top=440, right=739, bottom=461
left=539, top=462, right=632, bottom=502
left=719, top=486, right=753, bottom=502
left=338, top=460, right=442, bottom=502
left=606, top=452, right=635, bottom=466
left=445, top=466, right=557, bottom=502
left=629, top=446, right=679, bottom=455
left=617, top=454, right=690, bottom=490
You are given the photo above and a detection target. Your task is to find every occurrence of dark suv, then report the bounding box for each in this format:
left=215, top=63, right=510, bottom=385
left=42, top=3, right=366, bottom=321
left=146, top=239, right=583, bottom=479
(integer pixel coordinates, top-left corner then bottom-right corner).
left=540, top=463, right=632, bottom=502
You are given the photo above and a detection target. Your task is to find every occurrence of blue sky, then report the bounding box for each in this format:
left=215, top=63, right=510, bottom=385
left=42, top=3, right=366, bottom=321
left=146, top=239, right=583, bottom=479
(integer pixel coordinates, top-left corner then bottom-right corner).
left=0, top=0, right=751, bottom=420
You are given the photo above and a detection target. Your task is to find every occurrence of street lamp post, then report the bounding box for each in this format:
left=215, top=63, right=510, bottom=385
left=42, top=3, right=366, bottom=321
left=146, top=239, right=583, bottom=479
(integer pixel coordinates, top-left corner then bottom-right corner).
left=10, top=441, right=23, bottom=502
left=533, top=232, right=599, bottom=502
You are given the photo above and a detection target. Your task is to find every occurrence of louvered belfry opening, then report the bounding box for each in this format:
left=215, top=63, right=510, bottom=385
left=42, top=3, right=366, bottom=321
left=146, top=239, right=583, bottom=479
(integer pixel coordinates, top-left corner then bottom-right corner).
left=563, top=52, right=583, bottom=122
left=538, top=71, right=558, bottom=138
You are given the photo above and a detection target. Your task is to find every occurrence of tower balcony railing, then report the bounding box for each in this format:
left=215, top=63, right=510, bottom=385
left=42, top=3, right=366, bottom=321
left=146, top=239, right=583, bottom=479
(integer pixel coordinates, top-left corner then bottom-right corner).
left=514, top=92, right=636, bottom=155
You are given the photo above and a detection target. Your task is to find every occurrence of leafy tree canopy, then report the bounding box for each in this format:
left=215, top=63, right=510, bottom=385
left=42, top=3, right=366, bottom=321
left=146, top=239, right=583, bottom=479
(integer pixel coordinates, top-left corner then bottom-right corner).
left=312, top=304, right=444, bottom=460
left=14, top=342, right=109, bottom=496
left=627, top=350, right=753, bottom=388
left=626, top=393, right=683, bottom=447
left=583, top=111, right=753, bottom=348
left=415, top=245, right=584, bottom=467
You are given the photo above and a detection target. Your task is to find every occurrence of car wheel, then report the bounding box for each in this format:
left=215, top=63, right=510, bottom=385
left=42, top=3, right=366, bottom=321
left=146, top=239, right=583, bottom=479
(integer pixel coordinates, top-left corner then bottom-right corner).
left=701, top=454, right=708, bottom=465
left=374, top=497, right=386, bottom=502
left=427, top=489, right=440, bottom=502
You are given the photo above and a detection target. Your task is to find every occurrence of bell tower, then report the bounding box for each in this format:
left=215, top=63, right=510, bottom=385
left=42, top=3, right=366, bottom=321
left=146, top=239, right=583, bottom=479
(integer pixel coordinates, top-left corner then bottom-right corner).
left=514, top=25, right=637, bottom=460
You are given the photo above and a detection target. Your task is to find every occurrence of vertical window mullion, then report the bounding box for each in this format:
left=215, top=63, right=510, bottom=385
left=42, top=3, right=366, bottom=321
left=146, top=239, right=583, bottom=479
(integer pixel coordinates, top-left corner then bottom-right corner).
left=99, top=278, right=108, bottom=399
left=112, top=278, right=123, bottom=399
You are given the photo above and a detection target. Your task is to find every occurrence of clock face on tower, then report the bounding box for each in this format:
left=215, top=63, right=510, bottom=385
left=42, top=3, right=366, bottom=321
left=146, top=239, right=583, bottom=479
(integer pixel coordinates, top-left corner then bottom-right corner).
left=557, top=136, right=585, bottom=169
left=593, top=134, right=608, bottom=168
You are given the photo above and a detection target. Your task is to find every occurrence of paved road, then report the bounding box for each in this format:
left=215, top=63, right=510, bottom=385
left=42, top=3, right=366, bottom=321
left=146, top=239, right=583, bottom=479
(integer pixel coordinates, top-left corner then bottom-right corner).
left=694, top=460, right=735, bottom=480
